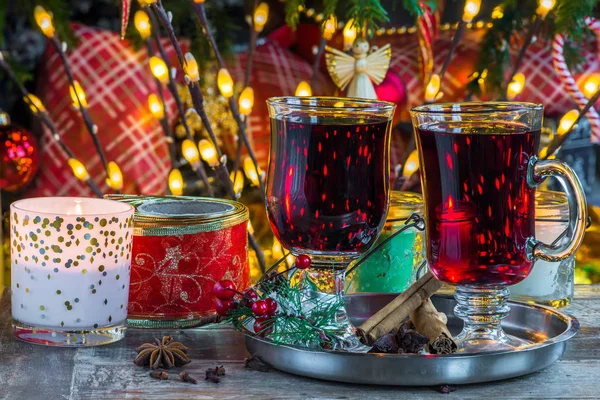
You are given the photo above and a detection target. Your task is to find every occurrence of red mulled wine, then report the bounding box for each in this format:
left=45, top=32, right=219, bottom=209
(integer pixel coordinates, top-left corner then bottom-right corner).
left=267, top=117, right=391, bottom=255
left=416, top=121, right=540, bottom=286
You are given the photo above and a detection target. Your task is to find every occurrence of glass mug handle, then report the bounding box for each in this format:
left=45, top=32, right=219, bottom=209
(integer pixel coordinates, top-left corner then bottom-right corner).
left=526, top=155, right=587, bottom=261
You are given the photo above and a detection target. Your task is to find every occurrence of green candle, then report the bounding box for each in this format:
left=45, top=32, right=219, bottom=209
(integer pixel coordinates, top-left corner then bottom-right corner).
left=347, top=192, right=424, bottom=293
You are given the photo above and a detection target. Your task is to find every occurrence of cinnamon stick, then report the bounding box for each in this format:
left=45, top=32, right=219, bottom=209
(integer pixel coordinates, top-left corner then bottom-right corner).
left=410, top=298, right=457, bottom=354
left=357, top=271, right=441, bottom=345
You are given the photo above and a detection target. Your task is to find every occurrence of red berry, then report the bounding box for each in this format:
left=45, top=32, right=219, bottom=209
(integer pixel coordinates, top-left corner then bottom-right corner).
left=295, top=255, right=311, bottom=270
left=252, top=300, right=269, bottom=317
left=243, top=288, right=258, bottom=301
left=253, top=318, right=273, bottom=336
left=213, top=280, right=236, bottom=301
left=215, top=299, right=233, bottom=316
left=265, top=298, right=278, bottom=315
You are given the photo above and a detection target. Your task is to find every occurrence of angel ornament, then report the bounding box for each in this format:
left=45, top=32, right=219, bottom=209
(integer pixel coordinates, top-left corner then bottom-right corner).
left=325, top=39, right=391, bottom=99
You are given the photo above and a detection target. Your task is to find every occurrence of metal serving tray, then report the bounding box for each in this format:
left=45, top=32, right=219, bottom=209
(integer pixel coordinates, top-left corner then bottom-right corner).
left=245, top=294, right=579, bottom=386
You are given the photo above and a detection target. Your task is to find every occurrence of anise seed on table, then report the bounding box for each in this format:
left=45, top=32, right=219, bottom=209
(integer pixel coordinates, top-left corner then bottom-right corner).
left=133, top=335, right=191, bottom=369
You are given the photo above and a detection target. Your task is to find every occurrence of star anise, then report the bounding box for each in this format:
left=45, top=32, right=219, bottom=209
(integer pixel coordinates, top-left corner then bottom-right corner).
left=133, top=336, right=191, bottom=369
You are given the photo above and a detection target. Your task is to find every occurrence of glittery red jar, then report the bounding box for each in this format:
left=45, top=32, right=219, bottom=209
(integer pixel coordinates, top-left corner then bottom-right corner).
left=107, top=196, right=250, bottom=328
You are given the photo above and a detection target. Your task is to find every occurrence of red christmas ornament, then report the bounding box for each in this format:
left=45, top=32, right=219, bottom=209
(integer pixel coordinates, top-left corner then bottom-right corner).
left=252, top=300, right=269, bottom=317
left=215, top=299, right=233, bottom=317
left=295, top=255, right=311, bottom=270
left=265, top=298, right=278, bottom=315
left=0, top=118, right=39, bottom=192
left=213, top=280, right=237, bottom=301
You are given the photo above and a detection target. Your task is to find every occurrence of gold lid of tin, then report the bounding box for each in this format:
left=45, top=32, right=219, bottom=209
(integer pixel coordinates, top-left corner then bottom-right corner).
left=105, top=195, right=248, bottom=236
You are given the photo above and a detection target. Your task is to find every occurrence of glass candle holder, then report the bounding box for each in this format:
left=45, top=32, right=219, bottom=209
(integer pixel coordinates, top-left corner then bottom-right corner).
left=11, top=197, right=134, bottom=346
left=347, top=191, right=424, bottom=293
left=510, top=190, right=574, bottom=308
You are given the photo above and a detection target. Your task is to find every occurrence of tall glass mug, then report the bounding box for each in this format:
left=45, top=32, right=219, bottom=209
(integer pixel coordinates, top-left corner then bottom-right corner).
left=266, top=97, right=395, bottom=350
left=410, top=102, right=586, bottom=352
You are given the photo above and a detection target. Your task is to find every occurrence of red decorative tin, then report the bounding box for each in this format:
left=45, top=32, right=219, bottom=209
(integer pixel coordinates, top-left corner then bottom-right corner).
left=107, top=195, right=250, bottom=328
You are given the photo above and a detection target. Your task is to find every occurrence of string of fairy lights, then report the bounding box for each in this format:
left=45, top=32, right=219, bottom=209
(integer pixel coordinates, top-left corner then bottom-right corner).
left=33, top=6, right=124, bottom=193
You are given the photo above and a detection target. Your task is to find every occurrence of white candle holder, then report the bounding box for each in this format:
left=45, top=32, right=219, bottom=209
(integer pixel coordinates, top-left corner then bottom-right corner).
left=10, top=197, right=134, bottom=346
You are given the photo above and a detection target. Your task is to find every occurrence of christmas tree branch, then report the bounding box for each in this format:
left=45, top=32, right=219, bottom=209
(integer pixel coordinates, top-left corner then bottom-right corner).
left=0, top=54, right=103, bottom=197
left=191, top=0, right=267, bottom=200
left=50, top=37, right=110, bottom=176
left=149, top=0, right=266, bottom=273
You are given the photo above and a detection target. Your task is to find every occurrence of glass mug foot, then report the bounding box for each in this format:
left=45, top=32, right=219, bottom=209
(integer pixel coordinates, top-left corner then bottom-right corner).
left=453, top=285, right=530, bottom=353
left=294, top=262, right=369, bottom=352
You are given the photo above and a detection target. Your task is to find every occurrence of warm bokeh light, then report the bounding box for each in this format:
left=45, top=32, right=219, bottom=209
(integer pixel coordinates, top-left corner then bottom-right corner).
left=295, top=81, right=312, bottom=97
left=68, top=158, right=89, bottom=181
left=462, top=0, right=481, bottom=23
left=491, top=5, right=504, bottom=19
left=168, top=168, right=184, bottom=196
left=148, top=94, right=164, bottom=119
left=253, top=2, right=269, bottom=32
left=217, top=68, right=234, bottom=98
left=424, top=74, right=442, bottom=102
left=238, top=87, right=254, bottom=115
left=25, top=94, right=46, bottom=114
left=149, top=56, right=169, bottom=84
left=182, top=139, right=200, bottom=164
left=243, top=157, right=261, bottom=187
left=34, top=6, right=55, bottom=38
left=230, top=170, right=244, bottom=195
left=106, top=161, right=123, bottom=190
left=536, top=0, right=556, bottom=18
left=198, top=139, right=219, bottom=166
left=69, top=81, right=88, bottom=109
left=557, top=109, right=579, bottom=136
left=134, top=10, right=151, bottom=39
left=506, top=72, right=525, bottom=100
left=343, top=19, right=357, bottom=50
left=322, top=15, right=337, bottom=40
left=272, top=239, right=284, bottom=259
left=402, top=150, right=419, bottom=178
left=184, top=52, right=200, bottom=83
left=582, top=73, right=600, bottom=99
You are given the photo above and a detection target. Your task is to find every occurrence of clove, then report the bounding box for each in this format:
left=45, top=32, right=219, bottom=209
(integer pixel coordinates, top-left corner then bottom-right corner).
left=179, top=372, right=198, bottom=384
left=150, top=371, right=169, bottom=380
left=205, top=368, right=220, bottom=383
left=215, top=365, right=226, bottom=376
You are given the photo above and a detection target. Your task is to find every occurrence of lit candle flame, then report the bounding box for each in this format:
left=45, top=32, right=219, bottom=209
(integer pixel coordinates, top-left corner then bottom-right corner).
left=462, top=0, right=481, bottom=23
left=343, top=19, right=357, bottom=51
left=322, top=15, right=337, bottom=40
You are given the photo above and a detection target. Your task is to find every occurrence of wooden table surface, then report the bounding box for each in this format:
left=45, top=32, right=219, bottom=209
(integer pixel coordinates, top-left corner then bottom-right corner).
left=1, top=285, right=600, bottom=400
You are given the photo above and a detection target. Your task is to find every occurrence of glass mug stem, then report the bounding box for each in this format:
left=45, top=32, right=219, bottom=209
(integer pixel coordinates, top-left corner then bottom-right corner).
left=526, top=156, right=587, bottom=261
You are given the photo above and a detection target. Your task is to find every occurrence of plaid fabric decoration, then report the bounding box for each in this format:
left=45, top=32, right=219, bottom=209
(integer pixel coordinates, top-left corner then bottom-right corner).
left=27, top=24, right=174, bottom=197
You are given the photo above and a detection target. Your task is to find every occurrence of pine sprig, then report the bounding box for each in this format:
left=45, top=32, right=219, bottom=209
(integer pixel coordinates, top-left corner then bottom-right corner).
left=346, top=0, right=389, bottom=35
left=284, top=0, right=306, bottom=29
left=226, top=274, right=344, bottom=349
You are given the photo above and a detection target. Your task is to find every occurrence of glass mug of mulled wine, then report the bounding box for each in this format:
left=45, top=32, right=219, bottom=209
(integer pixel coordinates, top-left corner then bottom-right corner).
left=410, top=102, right=587, bottom=352
left=266, top=97, right=395, bottom=350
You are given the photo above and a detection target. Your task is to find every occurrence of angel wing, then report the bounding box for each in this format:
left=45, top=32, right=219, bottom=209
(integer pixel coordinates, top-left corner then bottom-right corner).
left=325, top=46, right=356, bottom=90
left=365, top=44, right=391, bottom=84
